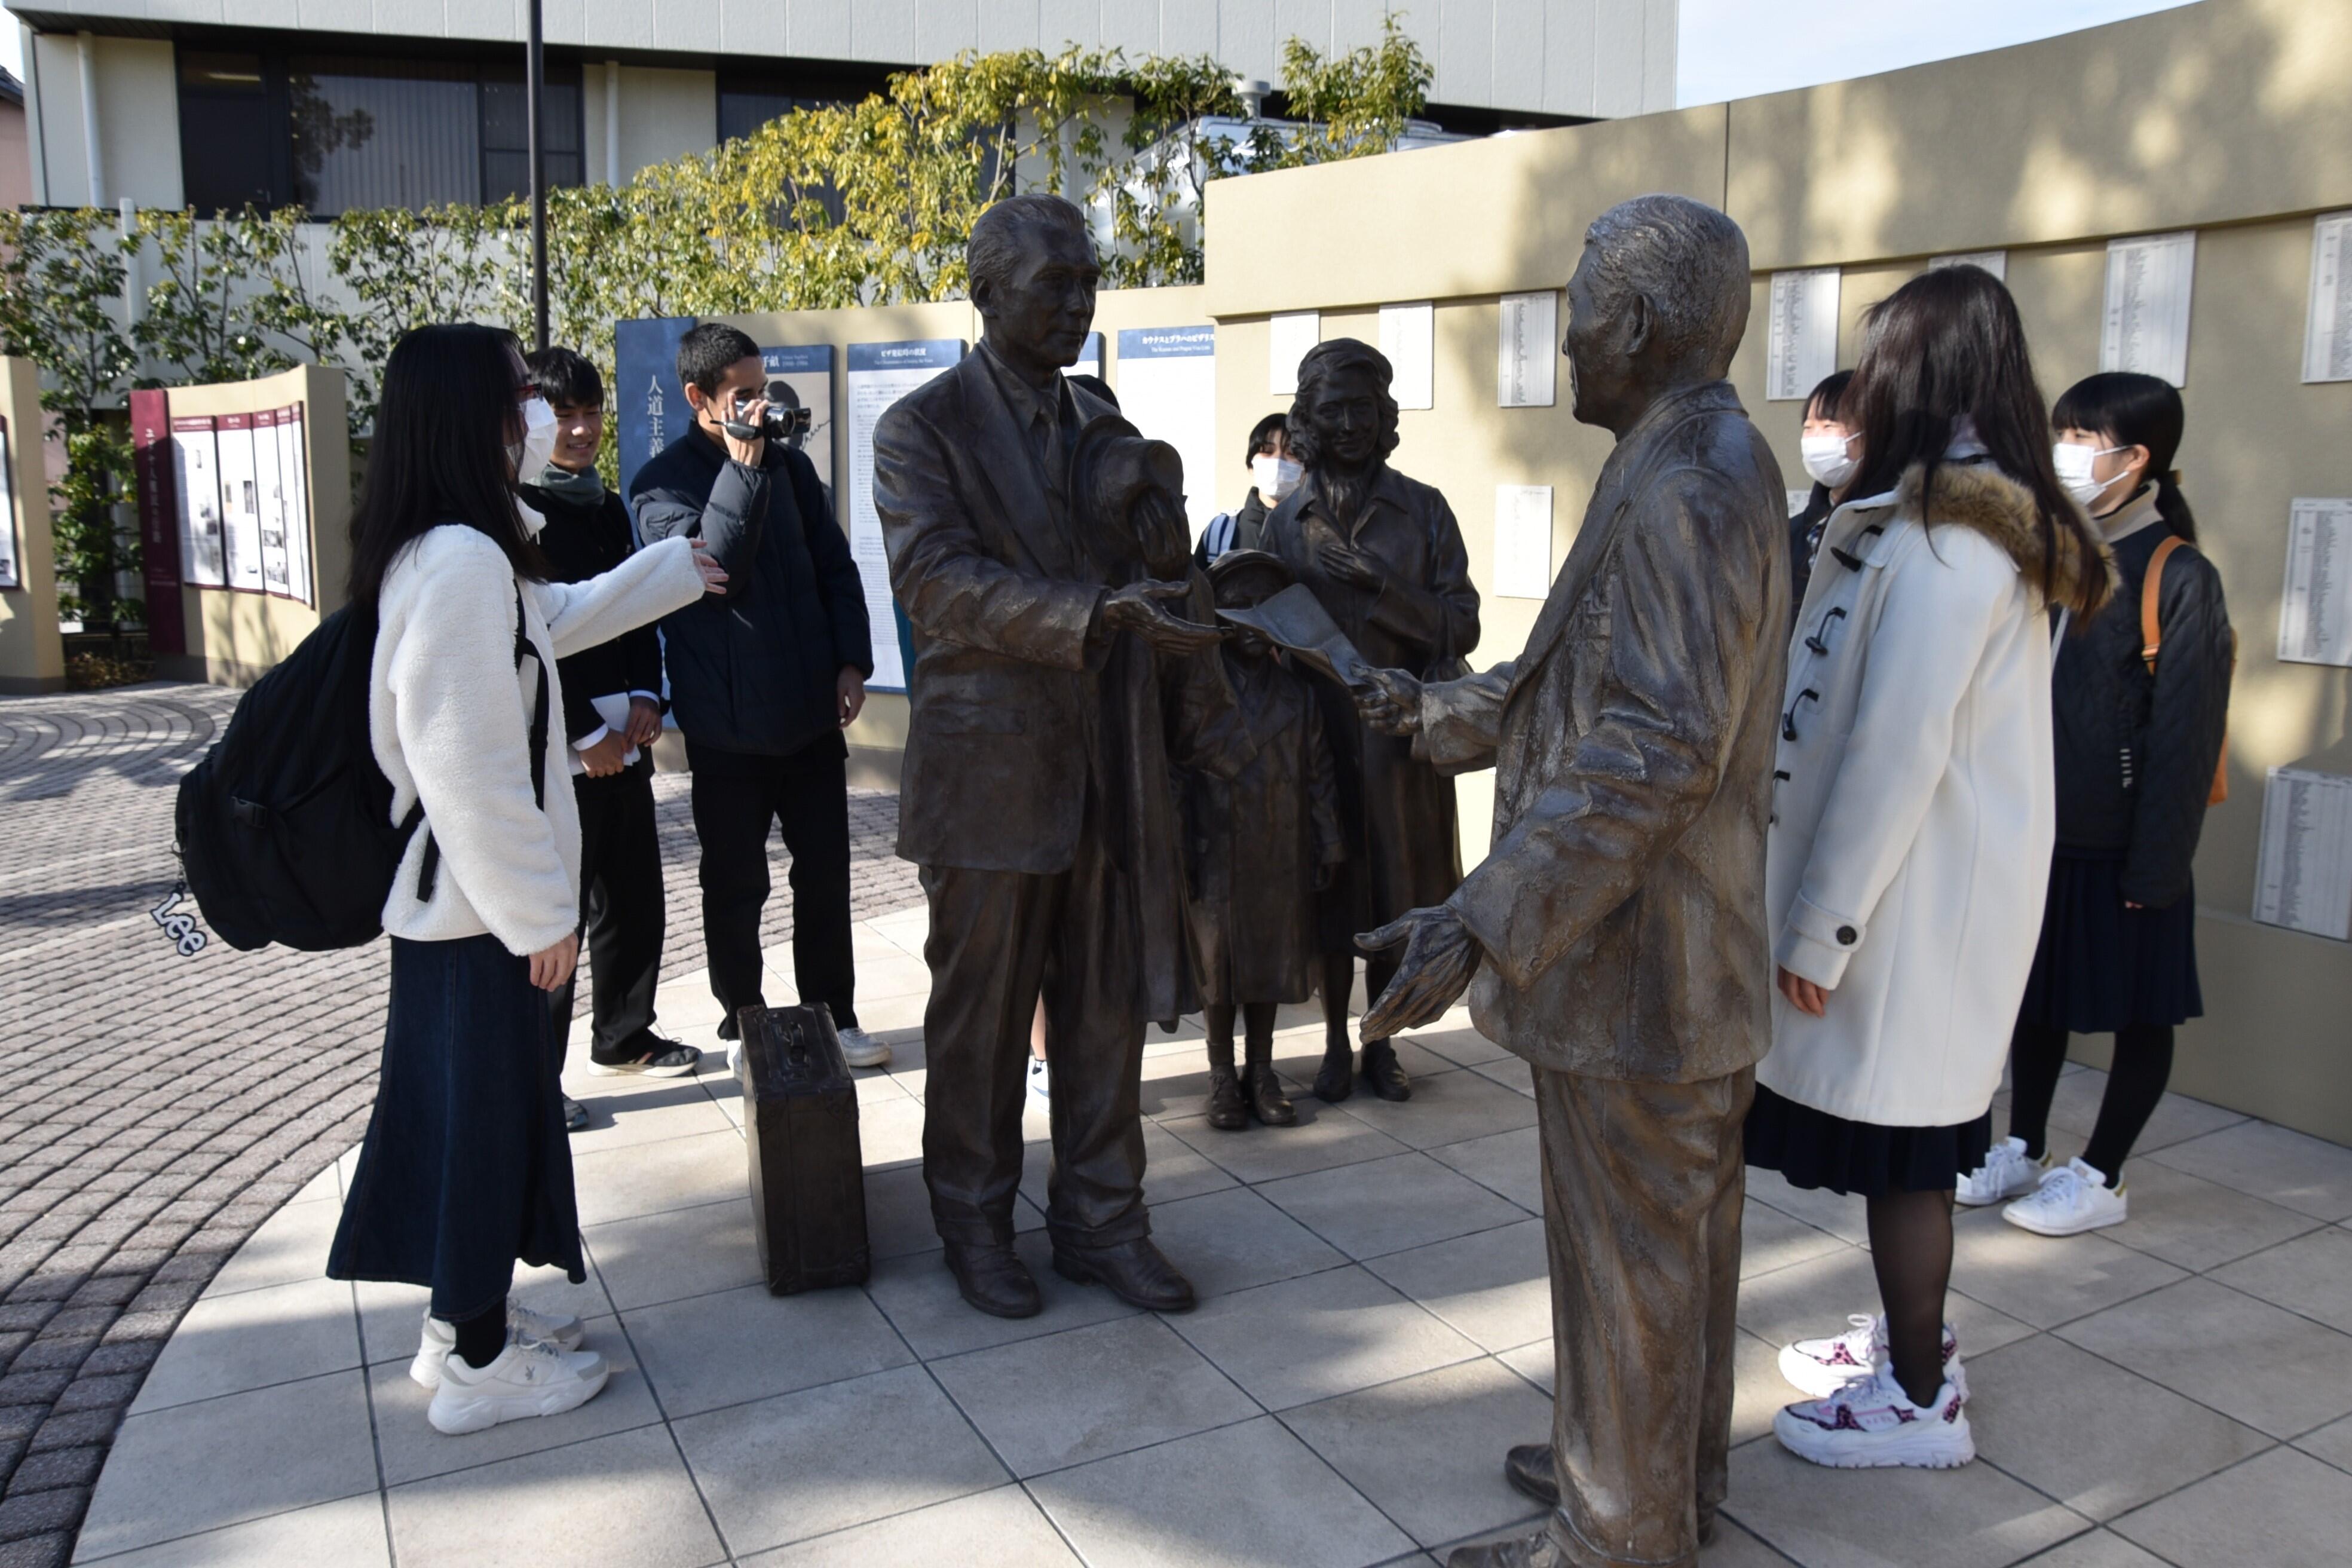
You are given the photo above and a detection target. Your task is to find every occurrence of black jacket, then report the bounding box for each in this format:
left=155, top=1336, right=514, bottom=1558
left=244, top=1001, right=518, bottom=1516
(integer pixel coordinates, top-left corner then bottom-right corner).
left=2052, top=491, right=2232, bottom=908
left=1192, top=489, right=1272, bottom=568
left=632, top=427, right=873, bottom=758
left=519, top=484, right=666, bottom=748
left=1787, top=481, right=1833, bottom=628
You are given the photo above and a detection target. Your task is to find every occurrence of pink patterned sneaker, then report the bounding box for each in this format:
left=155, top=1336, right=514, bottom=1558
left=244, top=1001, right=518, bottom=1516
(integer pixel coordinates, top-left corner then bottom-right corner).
left=1773, top=1368, right=1975, bottom=1469
left=1778, top=1315, right=1965, bottom=1399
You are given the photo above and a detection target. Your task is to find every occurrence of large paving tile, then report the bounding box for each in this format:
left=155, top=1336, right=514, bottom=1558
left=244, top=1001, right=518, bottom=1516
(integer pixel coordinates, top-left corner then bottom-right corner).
left=571, top=1128, right=748, bottom=1225
left=627, top=1281, right=914, bottom=1417
left=1171, top=1263, right=1483, bottom=1410
left=76, top=1370, right=377, bottom=1559
left=201, top=1192, right=346, bottom=1298
left=2095, top=1159, right=2324, bottom=1273
left=1162, top=1100, right=1411, bottom=1186
left=74, top=1492, right=388, bottom=1568
left=1494, top=1323, right=1788, bottom=1450
left=367, top=1315, right=664, bottom=1486
left=1364, top=1218, right=1551, bottom=1352
left=1260, top=1150, right=1527, bottom=1261
left=2145, top=1121, right=2352, bottom=1221
left=1468, top=1054, right=1536, bottom=1098
left=2013, top=1533, right=2173, bottom=1568
left=1408, top=1023, right=1514, bottom=1067
left=562, top=1080, right=737, bottom=1152
left=1702, top=1517, right=1808, bottom=1568
left=1725, top=1438, right=2088, bottom=1568
left=1948, top=1206, right=2185, bottom=1328
left=864, top=1229, right=1141, bottom=1361
left=2294, top=1411, right=2352, bottom=1471
left=930, top=1313, right=1257, bottom=1477
left=2056, top=1276, right=2352, bottom=1438
left=737, top=1485, right=1079, bottom=1567
left=585, top=1197, right=765, bottom=1310
left=1031, top=1414, right=1416, bottom=1568
left=1139, top=1118, right=1244, bottom=1202
left=1282, top=1358, right=1555, bottom=1549
left=1737, top=1244, right=2035, bottom=1361
left=354, top=1260, right=613, bottom=1365
left=2039, top=1071, right=2248, bottom=1154
left=1147, top=1185, right=1349, bottom=1298
left=855, top=1095, right=931, bottom=1166
left=129, top=1275, right=360, bottom=1412
left=1738, top=1196, right=1851, bottom=1281
left=675, top=1364, right=1007, bottom=1555
left=385, top=1423, right=727, bottom=1568
left=1325, top=1064, right=1541, bottom=1152
left=862, top=1161, right=948, bottom=1259
left=1428, top=1125, right=1543, bottom=1214
left=2111, top=1446, right=2352, bottom=1567
left=2212, top=1225, right=2352, bottom=1334
left=1743, top=1166, right=1870, bottom=1245
left=1965, top=1333, right=2271, bottom=1520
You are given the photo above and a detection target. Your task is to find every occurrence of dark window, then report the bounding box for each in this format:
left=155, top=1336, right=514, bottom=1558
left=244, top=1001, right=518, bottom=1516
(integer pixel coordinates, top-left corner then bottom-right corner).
left=178, top=51, right=291, bottom=213
left=289, top=56, right=479, bottom=215
left=480, top=66, right=584, bottom=202
left=716, top=63, right=895, bottom=145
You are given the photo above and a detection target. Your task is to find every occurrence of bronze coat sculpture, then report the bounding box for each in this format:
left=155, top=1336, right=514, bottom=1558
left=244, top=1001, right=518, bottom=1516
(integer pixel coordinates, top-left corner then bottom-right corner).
left=1357, top=195, right=1789, bottom=1568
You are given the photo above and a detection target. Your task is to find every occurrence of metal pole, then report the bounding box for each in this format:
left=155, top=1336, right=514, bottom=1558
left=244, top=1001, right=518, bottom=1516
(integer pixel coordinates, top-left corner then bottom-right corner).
left=527, top=0, right=549, bottom=352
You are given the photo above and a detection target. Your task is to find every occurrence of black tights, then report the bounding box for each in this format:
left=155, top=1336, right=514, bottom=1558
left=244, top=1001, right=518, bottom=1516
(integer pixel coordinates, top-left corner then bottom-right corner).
left=453, top=1301, right=506, bottom=1369
left=2007, top=1021, right=2175, bottom=1184
left=1867, top=1189, right=1953, bottom=1408
left=1321, top=951, right=1401, bottom=1055
left=1204, top=1002, right=1278, bottom=1074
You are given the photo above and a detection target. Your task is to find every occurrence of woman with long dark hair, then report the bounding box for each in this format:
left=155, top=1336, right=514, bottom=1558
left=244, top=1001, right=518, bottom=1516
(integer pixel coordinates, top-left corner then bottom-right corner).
left=1749, top=266, right=2111, bottom=1468
left=1959, top=372, right=2231, bottom=1235
left=326, top=323, right=722, bottom=1435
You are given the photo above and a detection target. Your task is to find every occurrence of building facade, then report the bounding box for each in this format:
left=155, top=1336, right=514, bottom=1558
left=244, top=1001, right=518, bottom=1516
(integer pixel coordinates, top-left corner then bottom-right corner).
left=7, top=1, right=1679, bottom=212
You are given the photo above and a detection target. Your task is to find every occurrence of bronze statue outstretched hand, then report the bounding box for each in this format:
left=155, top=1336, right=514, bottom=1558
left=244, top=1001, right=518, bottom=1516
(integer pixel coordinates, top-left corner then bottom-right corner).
left=1357, top=905, right=1480, bottom=1038
left=1101, top=579, right=1225, bottom=656
left=1353, top=666, right=1423, bottom=736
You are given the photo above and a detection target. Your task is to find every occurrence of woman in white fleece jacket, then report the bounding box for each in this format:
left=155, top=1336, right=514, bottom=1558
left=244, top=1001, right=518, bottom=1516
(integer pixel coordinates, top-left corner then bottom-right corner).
left=324, top=325, right=719, bottom=1437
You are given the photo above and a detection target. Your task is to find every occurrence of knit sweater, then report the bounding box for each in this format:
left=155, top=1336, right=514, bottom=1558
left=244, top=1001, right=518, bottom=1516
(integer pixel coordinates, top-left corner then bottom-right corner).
left=369, top=523, right=706, bottom=956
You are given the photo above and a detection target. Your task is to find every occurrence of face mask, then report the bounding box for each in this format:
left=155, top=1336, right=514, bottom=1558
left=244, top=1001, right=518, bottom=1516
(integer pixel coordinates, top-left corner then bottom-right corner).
left=1253, top=454, right=1304, bottom=503
left=509, top=396, right=558, bottom=479
left=1799, top=432, right=1857, bottom=489
left=2052, top=441, right=2129, bottom=507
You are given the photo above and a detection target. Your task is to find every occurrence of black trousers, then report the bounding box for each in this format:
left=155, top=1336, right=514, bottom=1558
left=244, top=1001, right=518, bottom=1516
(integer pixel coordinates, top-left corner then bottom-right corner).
left=547, top=761, right=666, bottom=1068
left=918, top=806, right=1149, bottom=1251
left=689, top=735, right=858, bottom=1037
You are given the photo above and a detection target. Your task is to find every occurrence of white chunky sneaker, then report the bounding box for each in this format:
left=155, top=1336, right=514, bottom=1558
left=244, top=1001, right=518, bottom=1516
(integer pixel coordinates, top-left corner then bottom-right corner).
left=1956, top=1135, right=2045, bottom=1206
left=837, top=1025, right=892, bottom=1069
left=411, top=1301, right=588, bottom=1389
left=1774, top=1368, right=1974, bottom=1469
left=1778, top=1315, right=1965, bottom=1399
left=1027, top=1057, right=1051, bottom=1108
left=427, top=1335, right=610, bottom=1435
left=2003, top=1156, right=2127, bottom=1236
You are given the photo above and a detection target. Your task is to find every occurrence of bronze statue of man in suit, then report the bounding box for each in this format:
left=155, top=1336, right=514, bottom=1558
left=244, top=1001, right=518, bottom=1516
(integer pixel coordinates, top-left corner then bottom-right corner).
left=872, top=193, right=1229, bottom=1320
left=1355, top=195, right=1789, bottom=1568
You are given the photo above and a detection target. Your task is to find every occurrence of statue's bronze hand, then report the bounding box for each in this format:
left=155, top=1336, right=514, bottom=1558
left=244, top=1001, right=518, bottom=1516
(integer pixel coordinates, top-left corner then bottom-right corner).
left=1356, top=905, right=1480, bottom=1039
left=1102, top=579, right=1224, bottom=656
left=1353, top=666, right=1422, bottom=735
left=1316, top=539, right=1385, bottom=590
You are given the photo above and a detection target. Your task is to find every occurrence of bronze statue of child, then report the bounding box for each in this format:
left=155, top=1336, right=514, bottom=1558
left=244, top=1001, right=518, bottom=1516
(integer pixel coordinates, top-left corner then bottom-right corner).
left=1189, top=549, right=1346, bottom=1129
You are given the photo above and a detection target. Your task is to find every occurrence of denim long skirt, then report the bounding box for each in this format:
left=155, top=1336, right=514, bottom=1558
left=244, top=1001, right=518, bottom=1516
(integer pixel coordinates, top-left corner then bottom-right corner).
left=327, top=933, right=586, bottom=1322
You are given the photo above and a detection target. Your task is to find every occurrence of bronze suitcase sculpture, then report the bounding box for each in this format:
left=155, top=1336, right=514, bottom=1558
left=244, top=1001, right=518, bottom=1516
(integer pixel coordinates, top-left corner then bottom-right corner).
left=737, top=1003, right=871, bottom=1293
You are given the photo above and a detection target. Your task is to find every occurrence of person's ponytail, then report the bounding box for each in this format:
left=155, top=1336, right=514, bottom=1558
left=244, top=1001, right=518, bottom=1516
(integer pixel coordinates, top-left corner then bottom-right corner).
left=2154, top=468, right=2198, bottom=544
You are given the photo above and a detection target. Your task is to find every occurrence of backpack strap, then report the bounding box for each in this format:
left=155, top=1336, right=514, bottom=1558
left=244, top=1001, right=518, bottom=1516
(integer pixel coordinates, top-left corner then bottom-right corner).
left=2140, top=534, right=2187, bottom=673
left=416, top=586, right=548, bottom=902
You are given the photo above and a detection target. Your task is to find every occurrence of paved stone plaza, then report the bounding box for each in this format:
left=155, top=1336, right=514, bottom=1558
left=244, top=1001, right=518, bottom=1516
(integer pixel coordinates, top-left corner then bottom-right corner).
left=10, top=683, right=2352, bottom=1567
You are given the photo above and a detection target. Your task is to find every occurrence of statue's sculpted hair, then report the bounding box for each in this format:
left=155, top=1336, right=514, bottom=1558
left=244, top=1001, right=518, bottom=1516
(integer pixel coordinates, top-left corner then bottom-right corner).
left=1583, top=195, right=1752, bottom=379
left=1287, top=338, right=1402, bottom=465
left=967, top=194, right=1094, bottom=299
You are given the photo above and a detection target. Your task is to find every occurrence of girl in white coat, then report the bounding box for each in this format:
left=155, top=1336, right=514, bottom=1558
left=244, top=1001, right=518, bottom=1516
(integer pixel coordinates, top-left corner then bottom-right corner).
left=1746, top=267, right=2111, bottom=1469
left=324, top=324, right=723, bottom=1436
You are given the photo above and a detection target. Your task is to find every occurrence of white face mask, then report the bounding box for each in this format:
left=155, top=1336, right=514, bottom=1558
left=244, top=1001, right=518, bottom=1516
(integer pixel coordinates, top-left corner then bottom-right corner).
left=510, top=396, right=559, bottom=479
left=1253, top=454, right=1304, bottom=503
left=1799, top=431, right=1858, bottom=489
left=2052, top=441, right=2129, bottom=507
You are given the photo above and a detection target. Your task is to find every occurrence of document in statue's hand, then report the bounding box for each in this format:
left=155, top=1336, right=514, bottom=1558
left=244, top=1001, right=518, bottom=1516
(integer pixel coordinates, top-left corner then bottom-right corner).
left=1217, top=583, right=1374, bottom=693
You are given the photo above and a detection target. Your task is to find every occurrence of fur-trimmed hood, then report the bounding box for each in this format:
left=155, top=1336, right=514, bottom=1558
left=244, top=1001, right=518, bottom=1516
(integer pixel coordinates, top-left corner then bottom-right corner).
left=1894, top=461, right=2114, bottom=618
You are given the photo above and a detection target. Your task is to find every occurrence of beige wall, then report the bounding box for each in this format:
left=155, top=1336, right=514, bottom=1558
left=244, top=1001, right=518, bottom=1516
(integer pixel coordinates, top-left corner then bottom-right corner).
left=30, top=33, right=180, bottom=209
left=154, top=365, right=353, bottom=688
left=611, top=68, right=719, bottom=183
left=0, top=358, right=66, bottom=695
left=0, top=98, right=32, bottom=210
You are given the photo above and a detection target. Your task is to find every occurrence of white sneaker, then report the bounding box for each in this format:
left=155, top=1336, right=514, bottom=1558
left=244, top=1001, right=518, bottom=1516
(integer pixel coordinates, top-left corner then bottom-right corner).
left=837, top=1025, right=891, bottom=1069
left=1956, top=1135, right=2045, bottom=1206
left=411, top=1301, right=587, bottom=1389
left=1773, top=1367, right=1974, bottom=1469
left=427, top=1335, right=611, bottom=1435
left=2002, top=1156, right=2127, bottom=1236
left=1027, top=1057, right=1051, bottom=1108
left=1778, top=1315, right=1965, bottom=1399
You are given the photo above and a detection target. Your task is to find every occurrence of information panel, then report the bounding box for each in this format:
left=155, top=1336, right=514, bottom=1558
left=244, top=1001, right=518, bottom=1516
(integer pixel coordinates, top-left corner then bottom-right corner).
left=1269, top=311, right=1320, bottom=396
left=1497, top=291, right=1557, bottom=408
left=2101, top=231, right=2196, bottom=387
left=1117, top=326, right=1220, bottom=535
left=171, top=415, right=226, bottom=589
left=275, top=405, right=313, bottom=605
left=1766, top=269, right=1840, bottom=402
left=1379, top=302, right=1435, bottom=411
left=0, top=415, right=16, bottom=591
left=847, top=339, right=965, bottom=691
left=2255, top=766, right=2352, bottom=940
left=253, top=407, right=292, bottom=598
left=759, top=343, right=836, bottom=492
left=2302, top=211, right=2352, bottom=384
left=215, top=414, right=265, bottom=593
left=1494, top=485, right=1554, bottom=600
left=2278, top=497, right=2352, bottom=668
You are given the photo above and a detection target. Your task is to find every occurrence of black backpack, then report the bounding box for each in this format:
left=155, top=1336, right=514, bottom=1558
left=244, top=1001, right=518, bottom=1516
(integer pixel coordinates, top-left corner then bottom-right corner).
left=176, top=588, right=544, bottom=952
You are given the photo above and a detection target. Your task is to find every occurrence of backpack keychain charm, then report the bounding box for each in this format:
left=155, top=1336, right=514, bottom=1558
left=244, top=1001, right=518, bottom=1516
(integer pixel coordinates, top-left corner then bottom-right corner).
left=151, top=881, right=208, bottom=958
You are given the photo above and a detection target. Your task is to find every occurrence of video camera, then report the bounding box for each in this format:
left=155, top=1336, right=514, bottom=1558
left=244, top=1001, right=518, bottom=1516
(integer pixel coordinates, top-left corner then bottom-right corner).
left=720, top=378, right=814, bottom=448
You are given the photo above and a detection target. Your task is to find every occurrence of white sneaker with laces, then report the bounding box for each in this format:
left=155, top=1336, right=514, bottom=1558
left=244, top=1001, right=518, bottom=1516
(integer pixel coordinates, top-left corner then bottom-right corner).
left=837, top=1025, right=891, bottom=1069
left=411, top=1301, right=587, bottom=1389
left=1778, top=1314, right=1965, bottom=1399
left=427, top=1335, right=611, bottom=1435
left=2002, top=1156, right=2127, bottom=1236
left=1027, top=1057, right=1051, bottom=1108
left=1773, top=1368, right=1974, bottom=1469
left=1956, top=1135, right=2044, bottom=1206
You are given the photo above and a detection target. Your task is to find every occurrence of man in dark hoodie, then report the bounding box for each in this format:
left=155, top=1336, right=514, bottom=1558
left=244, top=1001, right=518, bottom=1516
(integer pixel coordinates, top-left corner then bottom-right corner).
left=632, top=323, right=883, bottom=1068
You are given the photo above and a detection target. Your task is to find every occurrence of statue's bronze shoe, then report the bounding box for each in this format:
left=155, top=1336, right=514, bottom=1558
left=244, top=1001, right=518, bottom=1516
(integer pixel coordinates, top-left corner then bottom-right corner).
left=1312, top=1043, right=1355, bottom=1103
left=1205, top=1068, right=1248, bottom=1131
left=1051, top=1236, right=1196, bottom=1313
left=1361, top=1039, right=1413, bottom=1101
left=1503, top=1443, right=1558, bottom=1506
left=943, top=1241, right=1041, bottom=1319
left=1244, top=1065, right=1297, bottom=1126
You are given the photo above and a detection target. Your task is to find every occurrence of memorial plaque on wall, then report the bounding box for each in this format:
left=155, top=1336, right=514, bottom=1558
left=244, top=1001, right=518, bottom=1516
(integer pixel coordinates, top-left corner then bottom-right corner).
left=215, top=413, right=265, bottom=593
left=274, top=403, right=313, bottom=605
left=1116, top=326, right=1219, bottom=535
left=171, top=414, right=227, bottom=589
left=2101, top=232, right=2195, bottom=387
left=2278, top=497, right=2352, bottom=668
left=1497, top=291, right=1557, bottom=408
left=1766, top=268, right=1839, bottom=401
left=2302, top=211, right=2352, bottom=384
left=1268, top=311, right=1320, bottom=396
left=847, top=339, right=965, bottom=691
left=2255, top=767, right=2352, bottom=940
left=0, top=415, right=19, bottom=592
left=1379, top=301, right=1435, bottom=411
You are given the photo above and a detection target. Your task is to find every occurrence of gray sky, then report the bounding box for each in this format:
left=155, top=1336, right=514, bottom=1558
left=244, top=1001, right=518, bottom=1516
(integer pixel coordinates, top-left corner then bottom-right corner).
left=2, top=2, right=2204, bottom=120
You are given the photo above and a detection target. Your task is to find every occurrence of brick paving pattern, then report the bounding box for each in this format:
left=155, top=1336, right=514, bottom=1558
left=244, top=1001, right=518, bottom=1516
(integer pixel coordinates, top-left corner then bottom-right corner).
left=0, top=684, right=917, bottom=1567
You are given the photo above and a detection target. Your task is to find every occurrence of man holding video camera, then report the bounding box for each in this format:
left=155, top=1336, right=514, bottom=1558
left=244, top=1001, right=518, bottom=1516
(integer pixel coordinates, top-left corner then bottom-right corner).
left=634, top=323, right=884, bottom=1068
